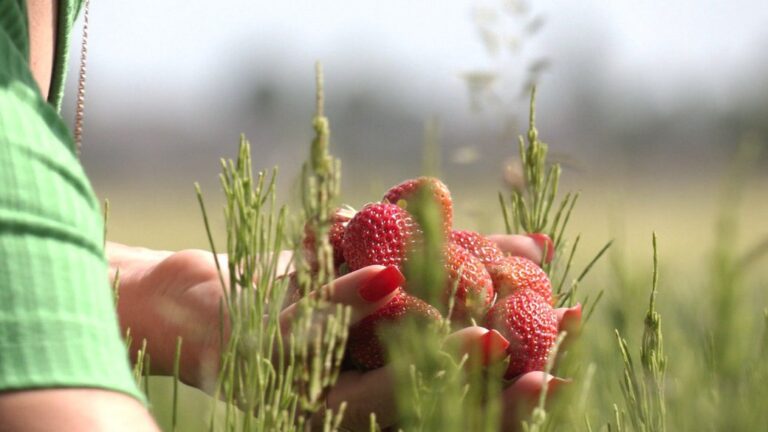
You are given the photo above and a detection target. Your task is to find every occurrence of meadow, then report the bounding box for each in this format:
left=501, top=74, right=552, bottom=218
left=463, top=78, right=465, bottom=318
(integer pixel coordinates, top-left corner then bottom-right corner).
left=98, top=87, right=768, bottom=431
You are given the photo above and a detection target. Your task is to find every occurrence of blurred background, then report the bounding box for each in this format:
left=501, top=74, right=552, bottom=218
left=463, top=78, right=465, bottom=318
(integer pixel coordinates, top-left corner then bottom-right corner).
left=63, top=0, right=768, bottom=262
left=59, top=2, right=768, bottom=429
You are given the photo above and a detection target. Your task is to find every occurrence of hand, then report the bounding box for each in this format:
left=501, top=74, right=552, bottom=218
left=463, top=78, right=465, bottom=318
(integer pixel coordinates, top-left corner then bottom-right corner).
left=486, top=232, right=555, bottom=265
left=320, top=306, right=581, bottom=431
left=323, top=233, right=580, bottom=431
left=109, top=232, right=578, bottom=431
left=488, top=233, right=582, bottom=431
left=110, top=243, right=234, bottom=389
left=321, top=325, right=512, bottom=431
left=498, top=303, right=582, bottom=431
left=110, top=245, right=435, bottom=429
left=111, top=242, right=411, bottom=391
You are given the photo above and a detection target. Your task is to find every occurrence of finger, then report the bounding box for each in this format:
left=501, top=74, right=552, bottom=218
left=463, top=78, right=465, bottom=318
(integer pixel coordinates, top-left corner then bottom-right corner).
left=278, top=272, right=301, bottom=310
left=487, top=234, right=549, bottom=264
left=502, top=371, right=570, bottom=431
left=543, top=303, right=584, bottom=372
left=525, top=233, right=555, bottom=264
left=555, top=303, right=582, bottom=336
left=277, top=250, right=295, bottom=275
left=318, top=367, right=398, bottom=431
left=553, top=303, right=582, bottom=353
left=443, top=326, right=510, bottom=367
left=280, top=265, right=403, bottom=333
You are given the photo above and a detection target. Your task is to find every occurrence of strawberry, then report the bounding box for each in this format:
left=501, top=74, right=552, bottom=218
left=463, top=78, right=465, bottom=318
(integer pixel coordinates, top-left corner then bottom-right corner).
left=302, top=207, right=355, bottom=272
left=383, top=177, right=453, bottom=236
left=347, top=290, right=442, bottom=370
left=485, top=289, right=558, bottom=379
left=487, top=256, right=552, bottom=303
left=342, top=202, right=421, bottom=271
left=442, top=243, right=495, bottom=321
left=450, top=229, right=505, bottom=266
left=328, top=220, right=347, bottom=266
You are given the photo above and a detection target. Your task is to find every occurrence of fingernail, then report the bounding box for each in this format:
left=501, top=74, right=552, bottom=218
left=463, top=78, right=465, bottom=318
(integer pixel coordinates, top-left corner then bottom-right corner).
left=479, top=329, right=510, bottom=366
left=557, top=303, right=582, bottom=335
left=527, top=233, right=555, bottom=264
left=359, top=266, right=404, bottom=302
left=546, top=377, right=571, bottom=395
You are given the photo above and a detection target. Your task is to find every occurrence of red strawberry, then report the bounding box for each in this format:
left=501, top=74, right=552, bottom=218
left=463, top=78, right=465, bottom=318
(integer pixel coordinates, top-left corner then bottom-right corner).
left=485, top=290, right=558, bottom=379
left=487, top=256, right=552, bottom=303
left=302, top=207, right=355, bottom=272
left=442, top=243, right=495, bottom=321
left=450, top=230, right=505, bottom=266
left=342, top=202, right=421, bottom=271
left=347, top=290, right=442, bottom=370
left=328, top=221, right=347, bottom=265
left=383, top=177, right=453, bottom=236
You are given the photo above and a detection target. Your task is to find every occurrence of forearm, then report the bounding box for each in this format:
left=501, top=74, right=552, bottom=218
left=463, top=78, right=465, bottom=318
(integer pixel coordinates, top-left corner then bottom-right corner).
left=0, top=389, right=159, bottom=432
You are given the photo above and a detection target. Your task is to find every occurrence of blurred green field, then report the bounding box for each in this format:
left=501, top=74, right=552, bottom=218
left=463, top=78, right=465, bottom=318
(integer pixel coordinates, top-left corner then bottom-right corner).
left=100, top=175, right=768, bottom=274
left=99, top=170, right=768, bottom=431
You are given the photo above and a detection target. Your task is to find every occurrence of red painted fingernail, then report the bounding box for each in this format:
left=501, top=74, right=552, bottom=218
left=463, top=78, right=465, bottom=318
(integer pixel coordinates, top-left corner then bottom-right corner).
left=359, top=266, right=404, bottom=302
left=527, top=233, right=555, bottom=264
left=480, top=329, right=510, bottom=366
left=557, top=303, right=582, bottom=335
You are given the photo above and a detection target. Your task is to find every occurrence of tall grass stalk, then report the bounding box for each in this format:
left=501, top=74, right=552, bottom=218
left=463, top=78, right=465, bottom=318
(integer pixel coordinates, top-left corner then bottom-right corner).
left=498, top=88, right=610, bottom=312
left=522, top=332, right=567, bottom=432
left=701, top=140, right=768, bottom=431
left=614, top=233, right=666, bottom=432
left=193, top=64, right=349, bottom=431
left=105, top=68, right=768, bottom=431
left=387, top=182, right=506, bottom=431
left=172, top=337, right=183, bottom=432
left=145, top=74, right=606, bottom=432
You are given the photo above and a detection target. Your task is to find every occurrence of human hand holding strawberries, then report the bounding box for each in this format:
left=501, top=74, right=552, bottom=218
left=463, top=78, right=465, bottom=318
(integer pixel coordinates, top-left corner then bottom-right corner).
left=110, top=240, right=573, bottom=431
left=297, top=176, right=582, bottom=430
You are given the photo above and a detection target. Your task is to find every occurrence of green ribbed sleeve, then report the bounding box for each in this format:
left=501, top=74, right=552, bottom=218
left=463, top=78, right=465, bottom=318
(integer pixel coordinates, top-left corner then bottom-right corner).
left=0, top=0, right=144, bottom=402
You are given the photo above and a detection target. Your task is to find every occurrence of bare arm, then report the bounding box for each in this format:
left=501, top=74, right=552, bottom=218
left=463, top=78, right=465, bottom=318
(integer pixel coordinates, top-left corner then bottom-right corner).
left=0, top=389, right=159, bottom=432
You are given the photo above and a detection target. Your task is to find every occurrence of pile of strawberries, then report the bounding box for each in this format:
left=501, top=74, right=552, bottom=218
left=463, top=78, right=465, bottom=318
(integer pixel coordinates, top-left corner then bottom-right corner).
left=304, top=177, right=560, bottom=380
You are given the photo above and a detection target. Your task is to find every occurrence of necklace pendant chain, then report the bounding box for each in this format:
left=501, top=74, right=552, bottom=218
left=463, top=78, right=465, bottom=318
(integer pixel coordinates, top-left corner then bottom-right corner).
left=73, top=0, right=91, bottom=157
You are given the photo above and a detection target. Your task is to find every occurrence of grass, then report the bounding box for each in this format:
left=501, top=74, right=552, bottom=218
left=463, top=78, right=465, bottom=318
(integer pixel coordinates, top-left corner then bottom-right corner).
left=105, top=74, right=768, bottom=431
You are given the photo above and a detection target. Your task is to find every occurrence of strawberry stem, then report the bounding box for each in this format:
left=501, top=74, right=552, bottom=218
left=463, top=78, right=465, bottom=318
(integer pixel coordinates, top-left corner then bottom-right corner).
left=293, top=62, right=350, bottom=415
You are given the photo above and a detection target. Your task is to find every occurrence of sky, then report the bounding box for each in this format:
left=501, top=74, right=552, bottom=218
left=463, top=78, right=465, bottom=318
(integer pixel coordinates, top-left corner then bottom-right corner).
left=63, top=0, right=768, bottom=189
left=69, top=0, right=768, bottom=106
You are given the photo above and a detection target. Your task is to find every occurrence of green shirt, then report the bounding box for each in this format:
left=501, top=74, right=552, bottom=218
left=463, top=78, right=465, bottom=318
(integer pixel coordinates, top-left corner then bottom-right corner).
left=0, top=0, right=143, bottom=402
